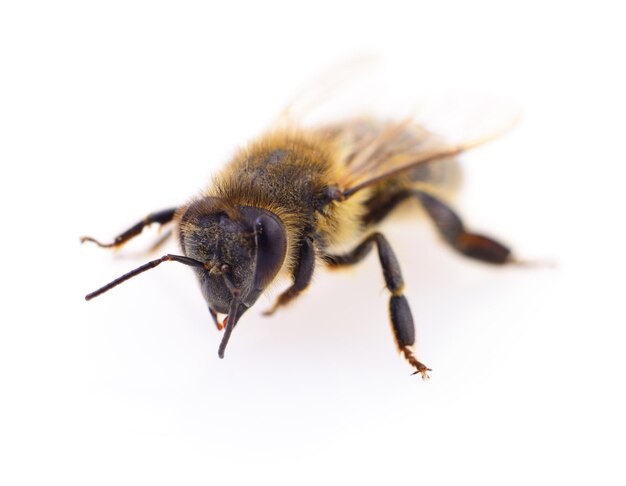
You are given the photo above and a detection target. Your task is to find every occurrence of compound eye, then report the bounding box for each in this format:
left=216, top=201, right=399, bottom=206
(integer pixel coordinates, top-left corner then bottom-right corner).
left=253, top=214, right=287, bottom=291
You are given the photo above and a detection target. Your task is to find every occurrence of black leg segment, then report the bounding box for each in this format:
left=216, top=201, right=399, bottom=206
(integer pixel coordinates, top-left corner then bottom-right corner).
left=325, top=232, right=430, bottom=378
left=264, top=237, right=316, bottom=316
left=81, top=207, right=178, bottom=249
left=389, top=295, right=414, bottom=347
left=362, top=189, right=413, bottom=226
left=414, top=190, right=512, bottom=264
left=362, top=187, right=514, bottom=265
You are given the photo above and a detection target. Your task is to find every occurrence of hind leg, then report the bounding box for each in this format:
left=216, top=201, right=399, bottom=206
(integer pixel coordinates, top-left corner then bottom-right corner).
left=413, top=189, right=513, bottom=264
left=362, top=187, right=513, bottom=264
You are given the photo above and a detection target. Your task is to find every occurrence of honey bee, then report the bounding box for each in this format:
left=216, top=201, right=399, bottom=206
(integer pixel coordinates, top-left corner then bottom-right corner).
left=82, top=103, right=517, bottom=379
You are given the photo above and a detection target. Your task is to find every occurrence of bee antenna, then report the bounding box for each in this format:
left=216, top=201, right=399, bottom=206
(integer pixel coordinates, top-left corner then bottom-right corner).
left=85, top=254, right=204, bottom=301
left=218, top=270, right=241, bottom=359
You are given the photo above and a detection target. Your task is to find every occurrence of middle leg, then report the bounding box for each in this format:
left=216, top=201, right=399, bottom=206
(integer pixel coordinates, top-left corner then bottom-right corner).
left=324, top=232, right=430, bottom=378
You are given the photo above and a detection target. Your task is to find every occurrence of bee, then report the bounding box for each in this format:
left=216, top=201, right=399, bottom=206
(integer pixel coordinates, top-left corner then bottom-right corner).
left=82, top=107, right=518, bottom=379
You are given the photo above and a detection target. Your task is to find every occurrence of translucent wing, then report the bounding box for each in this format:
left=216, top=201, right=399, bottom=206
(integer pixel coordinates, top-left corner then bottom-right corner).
left=314, top=108, right=518, bottom=198
left=275, top=55, right=381, bottom=129
left=275, top=60, right=520, bottom=198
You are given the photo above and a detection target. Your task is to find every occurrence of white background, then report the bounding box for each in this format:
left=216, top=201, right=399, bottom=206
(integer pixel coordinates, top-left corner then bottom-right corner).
left=1, top=1, right=624, bottom=485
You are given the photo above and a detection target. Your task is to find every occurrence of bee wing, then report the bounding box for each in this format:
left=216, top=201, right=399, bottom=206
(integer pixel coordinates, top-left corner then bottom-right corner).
left=274, top=55, right=381, bottom=128
left=318, top=107, right=518, bottom=198
left=278, top=61, right=520, bottom=197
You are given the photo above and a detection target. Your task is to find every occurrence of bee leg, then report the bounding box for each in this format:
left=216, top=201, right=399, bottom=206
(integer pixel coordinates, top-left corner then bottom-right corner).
left=361, top=190, right=413, bottom=226
left=263, top=237, right=315, bottom=316
left=413, top=190, right=512, bottom=264
left=325, top=233, right=431, bottom=379
left=148, top=228, right=174, bottom=253
left=80, top=207, right=178, bottom=249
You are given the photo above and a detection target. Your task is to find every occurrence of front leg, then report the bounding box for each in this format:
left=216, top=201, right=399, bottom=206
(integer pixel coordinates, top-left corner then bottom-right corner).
left=325, top=233, right=430, bottom=379
left=263, top=237, right=315, bottom=316
left=81, top=207, right=179, bottom=249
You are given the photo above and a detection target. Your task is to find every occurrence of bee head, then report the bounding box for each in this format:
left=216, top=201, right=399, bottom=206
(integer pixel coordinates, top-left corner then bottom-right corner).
left=83, top=196, right=287, bottom=359
left=178, top=198, right=287, bottom=348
